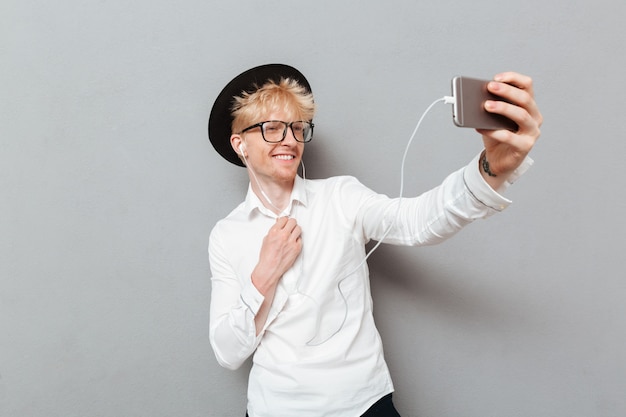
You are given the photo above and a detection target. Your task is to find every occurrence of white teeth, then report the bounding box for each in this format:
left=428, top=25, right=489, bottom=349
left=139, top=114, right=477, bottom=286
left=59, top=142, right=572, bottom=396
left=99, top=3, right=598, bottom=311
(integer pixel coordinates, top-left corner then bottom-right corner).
left=274, top=155, right=294, bottom=160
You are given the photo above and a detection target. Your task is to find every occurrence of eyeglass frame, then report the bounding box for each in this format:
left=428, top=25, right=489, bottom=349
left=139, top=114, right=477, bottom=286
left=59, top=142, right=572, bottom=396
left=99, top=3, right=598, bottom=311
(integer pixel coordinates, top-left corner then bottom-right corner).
left=239, top=120, right=314, bottom=143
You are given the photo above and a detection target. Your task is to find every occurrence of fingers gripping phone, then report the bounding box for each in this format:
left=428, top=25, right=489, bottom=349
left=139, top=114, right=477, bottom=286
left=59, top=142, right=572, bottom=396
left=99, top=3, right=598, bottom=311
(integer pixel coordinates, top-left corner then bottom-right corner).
left=451, top=76, right=518, bottom=131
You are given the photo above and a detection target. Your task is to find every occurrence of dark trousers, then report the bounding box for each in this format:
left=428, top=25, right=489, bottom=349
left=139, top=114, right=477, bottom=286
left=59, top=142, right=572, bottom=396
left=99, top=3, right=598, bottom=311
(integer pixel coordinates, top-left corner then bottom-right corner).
left=245, top=393, right=401, bottom=417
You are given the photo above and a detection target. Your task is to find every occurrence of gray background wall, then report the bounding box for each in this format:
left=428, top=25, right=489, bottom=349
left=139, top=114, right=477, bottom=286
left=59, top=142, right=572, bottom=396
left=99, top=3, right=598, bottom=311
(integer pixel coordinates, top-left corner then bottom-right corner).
left=2, top=1, right=625, bottom=416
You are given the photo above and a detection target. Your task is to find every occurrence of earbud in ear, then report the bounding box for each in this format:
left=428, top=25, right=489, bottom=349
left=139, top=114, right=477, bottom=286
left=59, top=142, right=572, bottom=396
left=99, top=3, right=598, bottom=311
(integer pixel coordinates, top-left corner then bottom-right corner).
left=239, top=144, right=246, bottom=155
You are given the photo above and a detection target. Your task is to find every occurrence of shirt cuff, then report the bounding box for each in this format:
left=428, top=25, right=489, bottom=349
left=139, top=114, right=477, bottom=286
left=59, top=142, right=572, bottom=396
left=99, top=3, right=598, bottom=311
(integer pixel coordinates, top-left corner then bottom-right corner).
left=240, top=280, right=265, bottom=316
left=463, top=152, right=534, bottom=212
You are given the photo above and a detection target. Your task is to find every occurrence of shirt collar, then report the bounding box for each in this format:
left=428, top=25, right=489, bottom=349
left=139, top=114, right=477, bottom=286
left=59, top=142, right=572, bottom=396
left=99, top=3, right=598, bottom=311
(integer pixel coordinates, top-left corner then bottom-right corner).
left=243, top=175, right=308, bottom=218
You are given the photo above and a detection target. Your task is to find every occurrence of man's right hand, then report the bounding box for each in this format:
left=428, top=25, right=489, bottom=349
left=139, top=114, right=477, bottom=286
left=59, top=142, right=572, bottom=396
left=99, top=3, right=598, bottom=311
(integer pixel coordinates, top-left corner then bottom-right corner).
left=251, top=217, right=302, bottom=295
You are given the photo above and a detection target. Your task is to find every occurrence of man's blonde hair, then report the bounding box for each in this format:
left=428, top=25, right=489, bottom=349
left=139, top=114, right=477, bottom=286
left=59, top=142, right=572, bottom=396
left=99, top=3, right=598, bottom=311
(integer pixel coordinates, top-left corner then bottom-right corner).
left=230, top=78, right=316, bottom=134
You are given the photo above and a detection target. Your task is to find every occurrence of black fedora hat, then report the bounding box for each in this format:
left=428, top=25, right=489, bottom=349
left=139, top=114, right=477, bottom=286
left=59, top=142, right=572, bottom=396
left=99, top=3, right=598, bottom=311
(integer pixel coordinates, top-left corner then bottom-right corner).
left=208, top=63, right=312, bottom=167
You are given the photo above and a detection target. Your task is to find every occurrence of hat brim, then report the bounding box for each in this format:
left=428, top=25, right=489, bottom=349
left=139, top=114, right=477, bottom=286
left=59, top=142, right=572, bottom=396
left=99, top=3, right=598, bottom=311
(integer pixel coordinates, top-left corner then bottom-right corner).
left=208, top=64, right=312, bottom=167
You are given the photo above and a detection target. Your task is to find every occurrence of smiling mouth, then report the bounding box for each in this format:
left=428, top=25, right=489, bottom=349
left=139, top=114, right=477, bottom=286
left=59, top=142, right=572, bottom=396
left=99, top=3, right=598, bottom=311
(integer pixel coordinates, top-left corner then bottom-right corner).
left=273, top=155, right=295, bottom=160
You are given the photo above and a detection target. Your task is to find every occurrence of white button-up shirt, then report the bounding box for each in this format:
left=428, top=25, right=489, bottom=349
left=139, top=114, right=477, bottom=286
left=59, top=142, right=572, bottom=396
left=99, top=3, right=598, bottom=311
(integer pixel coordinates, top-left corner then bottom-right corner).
left=209, top=153, right=532, bottom=417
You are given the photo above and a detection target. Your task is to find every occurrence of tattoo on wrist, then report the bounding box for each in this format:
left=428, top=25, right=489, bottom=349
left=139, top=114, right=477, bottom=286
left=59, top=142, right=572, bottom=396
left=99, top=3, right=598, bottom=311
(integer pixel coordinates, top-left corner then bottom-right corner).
left=481, top=154, right=497, bottom=177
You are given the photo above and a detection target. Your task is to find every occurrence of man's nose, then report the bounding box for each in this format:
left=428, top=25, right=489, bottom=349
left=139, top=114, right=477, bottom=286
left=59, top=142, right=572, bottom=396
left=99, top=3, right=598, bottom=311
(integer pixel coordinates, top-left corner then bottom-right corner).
left=282, top=125, right=298, bottom=144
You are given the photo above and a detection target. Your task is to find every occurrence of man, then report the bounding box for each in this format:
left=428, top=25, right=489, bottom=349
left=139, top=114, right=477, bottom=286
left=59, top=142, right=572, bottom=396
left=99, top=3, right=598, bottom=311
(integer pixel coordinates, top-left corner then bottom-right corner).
left=207, top=64, right=542, bottom=417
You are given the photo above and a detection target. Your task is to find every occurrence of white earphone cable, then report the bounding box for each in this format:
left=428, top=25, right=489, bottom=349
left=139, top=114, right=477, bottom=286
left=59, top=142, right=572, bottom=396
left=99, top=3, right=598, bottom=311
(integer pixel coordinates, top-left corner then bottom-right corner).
left=239, top=97, right=449, bottom=346
left=305, top=96, right=447, bottom=346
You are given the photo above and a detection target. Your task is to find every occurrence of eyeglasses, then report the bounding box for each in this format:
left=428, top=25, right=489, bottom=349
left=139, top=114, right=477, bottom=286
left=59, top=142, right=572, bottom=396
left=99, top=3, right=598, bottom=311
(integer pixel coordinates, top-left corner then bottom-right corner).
left=240, top=120, right=314, bottom=143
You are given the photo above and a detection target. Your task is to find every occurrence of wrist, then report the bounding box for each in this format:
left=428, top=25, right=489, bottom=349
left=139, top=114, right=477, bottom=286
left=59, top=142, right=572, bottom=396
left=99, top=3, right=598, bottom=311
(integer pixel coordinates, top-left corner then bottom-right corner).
left=251, top=267, right=280, bottom=296
left=481, top=152, right=497, bottom=177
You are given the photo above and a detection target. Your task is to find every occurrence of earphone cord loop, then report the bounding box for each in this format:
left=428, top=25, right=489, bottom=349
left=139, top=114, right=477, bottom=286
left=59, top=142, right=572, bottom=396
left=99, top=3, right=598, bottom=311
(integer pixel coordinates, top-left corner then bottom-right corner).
left=305, top=96, right=447, bottom=347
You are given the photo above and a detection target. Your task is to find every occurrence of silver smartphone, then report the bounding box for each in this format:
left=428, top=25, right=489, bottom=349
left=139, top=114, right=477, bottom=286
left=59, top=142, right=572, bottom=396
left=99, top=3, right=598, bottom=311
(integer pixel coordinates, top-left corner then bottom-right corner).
left=451, top=76, right=518, bottom=131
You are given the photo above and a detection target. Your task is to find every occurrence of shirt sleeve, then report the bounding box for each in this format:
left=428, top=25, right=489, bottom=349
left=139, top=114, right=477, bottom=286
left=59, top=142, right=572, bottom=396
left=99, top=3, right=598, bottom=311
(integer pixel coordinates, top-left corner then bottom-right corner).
left=355, top=151, right=533, bottom=246
left=463, top=151, right=534, bottom=211
left=208, top=227, right=264, bottom=370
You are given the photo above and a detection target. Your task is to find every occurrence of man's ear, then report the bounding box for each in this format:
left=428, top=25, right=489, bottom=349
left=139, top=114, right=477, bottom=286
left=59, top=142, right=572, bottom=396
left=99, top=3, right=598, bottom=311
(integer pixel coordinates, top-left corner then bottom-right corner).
left=230, top=134, right=246, bottom=165
left=230, top=134, right=244, bottom=155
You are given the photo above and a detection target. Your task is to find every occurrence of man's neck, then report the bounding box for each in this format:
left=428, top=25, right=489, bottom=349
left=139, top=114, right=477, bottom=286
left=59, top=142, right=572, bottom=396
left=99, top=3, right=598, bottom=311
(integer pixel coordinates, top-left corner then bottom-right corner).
left=250, top=176, right=295, bottom=215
